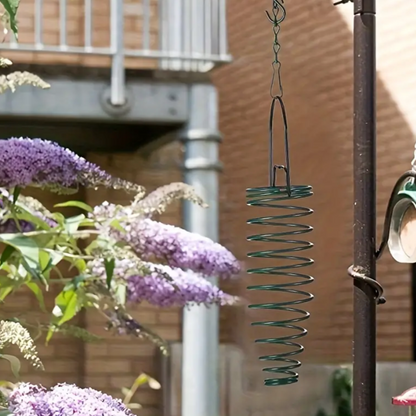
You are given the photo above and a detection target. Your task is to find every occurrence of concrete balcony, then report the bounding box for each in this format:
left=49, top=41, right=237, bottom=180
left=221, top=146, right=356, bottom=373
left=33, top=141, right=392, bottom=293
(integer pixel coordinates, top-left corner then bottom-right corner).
left=0, top=0, right=231, bottom=152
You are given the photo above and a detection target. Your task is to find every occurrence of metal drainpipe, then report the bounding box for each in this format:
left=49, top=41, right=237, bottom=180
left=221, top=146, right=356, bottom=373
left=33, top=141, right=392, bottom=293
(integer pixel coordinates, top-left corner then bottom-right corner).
left=110, top=0, right=125, bottom=106
left=180, top=83, right=223, bottom=416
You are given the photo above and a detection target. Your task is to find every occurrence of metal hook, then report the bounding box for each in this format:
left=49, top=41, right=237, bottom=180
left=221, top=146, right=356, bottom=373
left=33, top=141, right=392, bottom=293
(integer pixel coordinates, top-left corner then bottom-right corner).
left=348, top=265, right=386, bottom=305
left=265, top=1, right=286, bottom=25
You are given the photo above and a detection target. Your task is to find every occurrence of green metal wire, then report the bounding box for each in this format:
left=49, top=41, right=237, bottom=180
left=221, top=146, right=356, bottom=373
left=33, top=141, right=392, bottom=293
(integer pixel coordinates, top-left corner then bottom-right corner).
left=247, top=186, right=314, bottom=386
left=246, top=1, right=314, bottom=387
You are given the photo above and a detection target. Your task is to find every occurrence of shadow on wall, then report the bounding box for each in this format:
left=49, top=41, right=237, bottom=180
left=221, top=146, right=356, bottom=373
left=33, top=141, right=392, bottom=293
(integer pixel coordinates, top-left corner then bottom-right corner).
left=214, top=0, right=416, bottom=396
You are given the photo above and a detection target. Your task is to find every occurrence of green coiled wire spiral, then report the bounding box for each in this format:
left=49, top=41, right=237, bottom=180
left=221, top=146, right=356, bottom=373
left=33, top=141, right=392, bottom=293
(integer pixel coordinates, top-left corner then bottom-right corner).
left=247, top=185, right=314, bottom=386
left=247, top=0, right=314, bottom=387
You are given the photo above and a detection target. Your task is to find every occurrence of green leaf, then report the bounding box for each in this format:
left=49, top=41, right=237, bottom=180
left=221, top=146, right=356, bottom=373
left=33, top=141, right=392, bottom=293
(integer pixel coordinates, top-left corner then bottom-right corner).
left=105, top=258, right=115, bottom=289
left=0, top=0, right=20, bottom=39
left=134, top=374, right=151, bottom=388
left=147, top=377, right=161, bottom=390
left=84, top=240, right=99, bottom=255
left=39, top=250, right=52, bottom=273
left=12, top=187, right=20, bottom=204
left=127, top=404, right=142, bottom=410
left=26, top=281, right=46, bottom=312
left=64, top=214, right=85, bottom=234
left=115, top=284, right=126, bottom=306
left=0, top=235, right=39, bottom=272
left=79, top=218, right=95, bottom=227
left=0, top=246, right=15, bottom=265
left=45, top=327, right=54, bottom=344
left=121, top=387, right=130, bottom=396
left=0, top=354, right=21, bottom=379
left=0, top=287, right=13, bottom=301
left=0, top=380, right=15, bottom=389
left=54, top=201, right=93, bottom=213
left=69, top=257, right=86, bottom=274
left=49, top=251, right=64, bottom=267
left=50, top=212, right=66, bottom=226
left=0, top=274, right=24, bottom=300
left=110, top=219, right=126, bottom=233
left=52, top=288, right=79, bottom=326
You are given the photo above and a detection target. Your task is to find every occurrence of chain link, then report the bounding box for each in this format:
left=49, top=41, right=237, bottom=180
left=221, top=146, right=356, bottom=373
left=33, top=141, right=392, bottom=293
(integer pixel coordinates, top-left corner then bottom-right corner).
left=266, top=1, right=286, bottom=99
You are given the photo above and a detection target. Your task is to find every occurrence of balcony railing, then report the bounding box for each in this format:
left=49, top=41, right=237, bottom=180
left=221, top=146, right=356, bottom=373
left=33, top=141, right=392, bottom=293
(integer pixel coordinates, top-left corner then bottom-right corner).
left=2, top=0, right=231, bottom=105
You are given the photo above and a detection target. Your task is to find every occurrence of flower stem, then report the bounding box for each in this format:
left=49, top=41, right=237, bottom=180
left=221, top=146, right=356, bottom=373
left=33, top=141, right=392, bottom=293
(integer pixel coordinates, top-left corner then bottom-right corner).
left=8, top=229, right=100, bottom=238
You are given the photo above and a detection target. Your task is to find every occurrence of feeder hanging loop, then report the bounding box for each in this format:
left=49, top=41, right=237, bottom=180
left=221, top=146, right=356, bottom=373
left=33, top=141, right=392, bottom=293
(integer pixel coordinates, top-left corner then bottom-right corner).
left=246, top=0, right=314, bottom=387
left=347, top=265, right=385, bottom=305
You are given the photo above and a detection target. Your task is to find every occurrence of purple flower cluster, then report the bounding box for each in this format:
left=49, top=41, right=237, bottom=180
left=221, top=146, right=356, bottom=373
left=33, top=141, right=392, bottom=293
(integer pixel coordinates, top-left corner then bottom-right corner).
left=93, top=201, right=240, bottom=279
left=127, top=264, right=238, bottom=307
left=122, top=218, right=241, bottom=279
left=87, top=258, right=237, bottom=308
left=8, top=382, right=134, bottom=416
left=0, top=138, right=143, bottom=194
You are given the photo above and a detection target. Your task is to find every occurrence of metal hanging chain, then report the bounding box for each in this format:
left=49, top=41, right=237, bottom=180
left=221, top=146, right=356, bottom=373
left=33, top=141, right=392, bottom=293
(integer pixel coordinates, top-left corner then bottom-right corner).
left=266, top=0, right=285, bottom=99
left=266, top=1, right=291, bottom=192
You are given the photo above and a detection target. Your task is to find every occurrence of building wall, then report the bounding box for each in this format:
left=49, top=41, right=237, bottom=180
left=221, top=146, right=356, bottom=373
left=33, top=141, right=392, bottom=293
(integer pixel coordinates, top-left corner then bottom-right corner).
left=214, top=0, right=416, bottom=367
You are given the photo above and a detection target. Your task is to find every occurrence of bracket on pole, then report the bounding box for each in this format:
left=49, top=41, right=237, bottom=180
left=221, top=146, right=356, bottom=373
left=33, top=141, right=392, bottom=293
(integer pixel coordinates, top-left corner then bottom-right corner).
left=334, top=0, right=352, bottom=5
left=334, top=0, right=376, bottom=13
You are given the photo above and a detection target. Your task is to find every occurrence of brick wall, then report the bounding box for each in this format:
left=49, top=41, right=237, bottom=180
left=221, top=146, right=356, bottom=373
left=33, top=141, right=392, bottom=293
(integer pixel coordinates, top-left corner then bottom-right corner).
left=214, top=0, right=416, bottom=365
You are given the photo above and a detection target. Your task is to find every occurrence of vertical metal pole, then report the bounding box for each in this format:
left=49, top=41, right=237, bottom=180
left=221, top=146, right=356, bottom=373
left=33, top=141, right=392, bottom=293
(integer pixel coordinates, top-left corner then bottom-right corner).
left=59, top=0, right=67, bottom=48
left=181, top=83, right=222, bottom=416
left=353, top=1, right=376, bottom=416
left=35, top=0, right=43, bottom=47
left=159, top=0, right=183, bottom=71
left=110, top=0, right=125, bottom=106
left=84, top=0, right=92, bottom=50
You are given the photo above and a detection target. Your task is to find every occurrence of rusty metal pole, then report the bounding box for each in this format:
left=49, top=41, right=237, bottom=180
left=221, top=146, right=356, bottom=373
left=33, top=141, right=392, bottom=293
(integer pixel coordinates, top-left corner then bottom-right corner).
left=353, top=1, right=377, bottom=416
